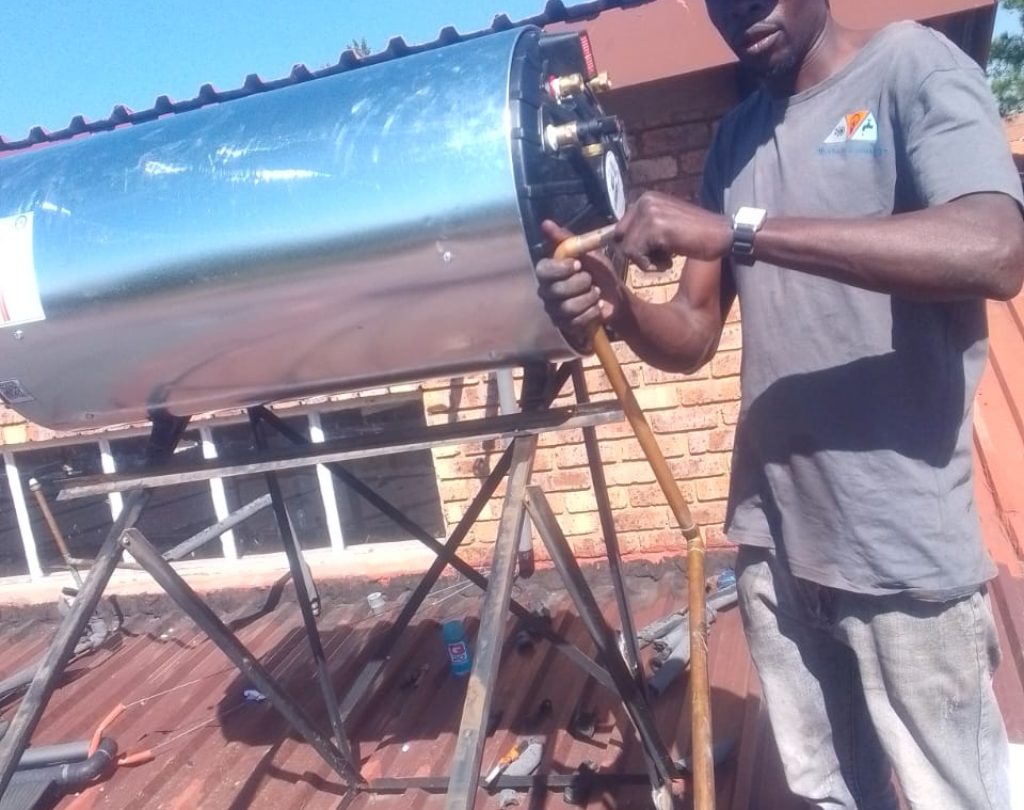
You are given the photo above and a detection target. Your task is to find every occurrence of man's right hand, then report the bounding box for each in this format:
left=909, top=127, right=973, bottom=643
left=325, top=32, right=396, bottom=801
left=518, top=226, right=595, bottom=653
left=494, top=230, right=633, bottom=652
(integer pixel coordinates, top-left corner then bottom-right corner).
left=535, top=220, right=629, bottom=351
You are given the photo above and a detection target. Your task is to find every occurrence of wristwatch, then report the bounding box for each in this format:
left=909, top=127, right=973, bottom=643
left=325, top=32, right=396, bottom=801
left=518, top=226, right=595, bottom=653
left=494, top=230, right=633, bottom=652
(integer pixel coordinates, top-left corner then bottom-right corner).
left=731, top=206, right=767, bottom=264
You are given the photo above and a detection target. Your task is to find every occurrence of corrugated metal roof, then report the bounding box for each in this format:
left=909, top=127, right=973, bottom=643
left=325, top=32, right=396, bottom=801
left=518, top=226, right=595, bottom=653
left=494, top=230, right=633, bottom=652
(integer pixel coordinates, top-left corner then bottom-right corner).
left=0, top=570, right=807, bottom=809
left=1, top=552, right=1021, bottom=809
left=0, top=0, right=652, bottom=154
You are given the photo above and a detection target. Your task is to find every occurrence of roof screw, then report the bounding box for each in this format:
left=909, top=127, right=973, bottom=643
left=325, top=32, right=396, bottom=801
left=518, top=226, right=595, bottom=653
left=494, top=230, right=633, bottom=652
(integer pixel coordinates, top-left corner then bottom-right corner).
left=442, top=250, right=453, bottom=264
left=12, top=330, right=24, bottom=341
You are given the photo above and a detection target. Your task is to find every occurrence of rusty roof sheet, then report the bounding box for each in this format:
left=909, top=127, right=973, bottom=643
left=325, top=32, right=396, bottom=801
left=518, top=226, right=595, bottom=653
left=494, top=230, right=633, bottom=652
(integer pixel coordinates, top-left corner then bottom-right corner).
left=0, top=570, right=803, bottom=810
left=1, top=549, right=1021, bottom=809
left=0, top=1, right=651, bottom=155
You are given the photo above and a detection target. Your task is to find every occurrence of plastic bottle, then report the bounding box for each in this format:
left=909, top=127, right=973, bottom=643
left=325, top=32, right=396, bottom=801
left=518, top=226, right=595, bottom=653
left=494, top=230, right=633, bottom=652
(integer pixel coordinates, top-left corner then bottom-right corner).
left=442, top=619, right=473, bottom=677
left=717, top=568, right=737, bottom=589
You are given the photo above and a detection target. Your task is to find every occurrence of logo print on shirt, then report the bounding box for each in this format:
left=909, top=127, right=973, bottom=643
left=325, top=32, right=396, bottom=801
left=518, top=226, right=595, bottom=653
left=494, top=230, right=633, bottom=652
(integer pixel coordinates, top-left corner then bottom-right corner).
left=823, top=110, right=878, bottom=144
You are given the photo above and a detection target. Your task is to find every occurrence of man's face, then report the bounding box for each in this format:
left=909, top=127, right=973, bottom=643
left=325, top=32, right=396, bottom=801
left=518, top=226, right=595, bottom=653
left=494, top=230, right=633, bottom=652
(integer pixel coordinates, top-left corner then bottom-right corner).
left=705, top=0, right=830, bottom=78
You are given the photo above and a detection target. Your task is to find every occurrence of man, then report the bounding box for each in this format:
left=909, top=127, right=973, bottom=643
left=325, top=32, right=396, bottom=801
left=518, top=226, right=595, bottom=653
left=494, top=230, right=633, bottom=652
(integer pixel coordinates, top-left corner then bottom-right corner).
left=536, top=1, right=1024, bottom=807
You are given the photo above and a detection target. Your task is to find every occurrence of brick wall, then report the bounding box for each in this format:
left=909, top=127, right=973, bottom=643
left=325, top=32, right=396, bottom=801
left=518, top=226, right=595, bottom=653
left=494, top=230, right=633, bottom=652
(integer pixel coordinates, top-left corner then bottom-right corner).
left=0, top=66, right=744, bottom=573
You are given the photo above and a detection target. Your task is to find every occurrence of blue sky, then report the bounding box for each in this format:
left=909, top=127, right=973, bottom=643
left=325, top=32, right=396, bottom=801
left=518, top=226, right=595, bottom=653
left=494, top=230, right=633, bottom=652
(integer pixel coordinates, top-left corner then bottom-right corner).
left=1, top=2, right=1021, bottom=141
left=996, top=3, right=1021, bottom=35
left=0, top=1, right=549, bottom=140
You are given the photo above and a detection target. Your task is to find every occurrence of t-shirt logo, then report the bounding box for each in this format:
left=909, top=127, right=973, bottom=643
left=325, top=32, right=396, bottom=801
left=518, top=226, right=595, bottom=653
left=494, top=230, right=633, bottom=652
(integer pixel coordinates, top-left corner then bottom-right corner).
left=823, top=110, right=878, bottom=143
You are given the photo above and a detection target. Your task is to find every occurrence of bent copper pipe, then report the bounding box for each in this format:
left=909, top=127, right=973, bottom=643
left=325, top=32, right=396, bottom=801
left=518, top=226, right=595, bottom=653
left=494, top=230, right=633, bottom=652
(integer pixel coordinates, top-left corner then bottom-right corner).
left=553, top=227, right=715, bottom=810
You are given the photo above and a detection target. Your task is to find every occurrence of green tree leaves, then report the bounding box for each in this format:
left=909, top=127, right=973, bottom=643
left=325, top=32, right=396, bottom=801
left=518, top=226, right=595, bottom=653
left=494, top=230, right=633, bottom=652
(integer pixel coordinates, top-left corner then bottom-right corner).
left=991, top=0, right=1024, bottom=116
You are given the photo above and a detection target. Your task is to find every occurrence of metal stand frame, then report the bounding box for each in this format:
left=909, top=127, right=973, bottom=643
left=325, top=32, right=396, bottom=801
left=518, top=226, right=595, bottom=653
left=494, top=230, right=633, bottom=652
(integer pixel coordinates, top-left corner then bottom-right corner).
left=0, top=361, right=682, bottom=808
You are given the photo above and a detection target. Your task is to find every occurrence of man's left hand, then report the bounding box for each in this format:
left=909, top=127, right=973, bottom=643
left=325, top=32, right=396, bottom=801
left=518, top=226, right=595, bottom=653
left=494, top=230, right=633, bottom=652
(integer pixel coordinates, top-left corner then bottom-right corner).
left=613, top=191, right=733, bottom=271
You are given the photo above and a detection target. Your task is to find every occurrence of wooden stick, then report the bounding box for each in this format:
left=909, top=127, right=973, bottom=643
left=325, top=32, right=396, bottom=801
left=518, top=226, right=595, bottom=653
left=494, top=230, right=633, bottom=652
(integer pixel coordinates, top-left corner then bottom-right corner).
left=553, top=228, right=715, bottom=810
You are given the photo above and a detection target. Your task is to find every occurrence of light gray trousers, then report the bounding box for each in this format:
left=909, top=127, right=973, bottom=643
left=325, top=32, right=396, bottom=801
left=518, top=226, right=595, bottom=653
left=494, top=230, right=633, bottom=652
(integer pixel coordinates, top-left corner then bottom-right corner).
left=736, top=546, right=1011, bottom=810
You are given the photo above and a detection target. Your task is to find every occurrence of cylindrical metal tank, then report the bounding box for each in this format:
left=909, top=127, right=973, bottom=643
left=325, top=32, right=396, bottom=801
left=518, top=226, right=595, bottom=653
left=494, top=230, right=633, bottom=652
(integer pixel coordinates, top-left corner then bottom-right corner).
left=0, top=27, right=627, bottom=430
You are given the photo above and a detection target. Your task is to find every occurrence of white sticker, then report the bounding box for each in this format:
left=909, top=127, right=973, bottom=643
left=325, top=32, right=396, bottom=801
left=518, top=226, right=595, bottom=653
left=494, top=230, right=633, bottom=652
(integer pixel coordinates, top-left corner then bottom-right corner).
left=0, top=212, right=44, bottom=328
left=604, top=151, right=626, bottom=220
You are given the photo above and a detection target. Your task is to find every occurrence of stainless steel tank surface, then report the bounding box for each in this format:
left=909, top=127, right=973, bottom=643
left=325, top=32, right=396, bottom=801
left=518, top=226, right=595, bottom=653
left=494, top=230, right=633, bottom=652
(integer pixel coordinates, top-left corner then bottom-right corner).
left=0, top=27, right=628, bottom=429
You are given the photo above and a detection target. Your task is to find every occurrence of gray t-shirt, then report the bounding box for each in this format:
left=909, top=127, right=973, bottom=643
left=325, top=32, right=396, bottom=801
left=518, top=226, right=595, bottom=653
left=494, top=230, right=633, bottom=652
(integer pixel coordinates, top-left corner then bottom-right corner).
left=701, top=22, right=1023, bottom=599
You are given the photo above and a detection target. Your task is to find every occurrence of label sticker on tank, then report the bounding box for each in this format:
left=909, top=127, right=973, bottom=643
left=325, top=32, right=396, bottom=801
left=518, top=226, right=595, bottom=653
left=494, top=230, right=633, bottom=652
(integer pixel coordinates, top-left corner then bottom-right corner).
left=0, top=212, right=44, bottom=328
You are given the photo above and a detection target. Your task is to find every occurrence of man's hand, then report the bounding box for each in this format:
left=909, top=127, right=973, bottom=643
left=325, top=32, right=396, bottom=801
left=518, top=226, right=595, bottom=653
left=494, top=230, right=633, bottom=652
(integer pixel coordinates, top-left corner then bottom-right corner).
left=535, top=220, right=627, bottom=350
left=612, top=191, right=733, bottom=271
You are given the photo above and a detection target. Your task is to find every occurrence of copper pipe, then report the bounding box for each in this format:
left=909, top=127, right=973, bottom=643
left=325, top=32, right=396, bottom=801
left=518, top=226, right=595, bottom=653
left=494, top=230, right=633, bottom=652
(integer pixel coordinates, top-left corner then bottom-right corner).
left=553, top=228, right=715, bottom=809
left=28, top=478, right=84, bottom=588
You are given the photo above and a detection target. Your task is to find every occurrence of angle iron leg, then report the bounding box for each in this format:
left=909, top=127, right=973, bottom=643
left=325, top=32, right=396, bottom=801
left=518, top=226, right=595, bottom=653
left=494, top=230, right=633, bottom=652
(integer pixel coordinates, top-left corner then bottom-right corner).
left=257, top=404, right=615, bottom=692
left=118, top=528, right=362, bottom=785
left=571, top=361, right=645, bottom=681
left=338, top=439, right=516, bottom=719
left=0, top=413, right=190, bottom=798
left=524, top=485, right=677, bottom=794
left=445, top=436, right=537, bottom=810
left=248, top=411, right=321, bottom=616
left=248, top=411, right=351, bottom=764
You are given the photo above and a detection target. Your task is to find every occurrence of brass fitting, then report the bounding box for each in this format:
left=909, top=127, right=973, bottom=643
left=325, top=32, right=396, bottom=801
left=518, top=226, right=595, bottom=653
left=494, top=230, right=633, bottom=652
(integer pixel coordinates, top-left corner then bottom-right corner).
left=544, top=121, right=580, bottom=151
left=548, top=73, right=586, bottom=101
left=587, top=72, right=613, bottom=93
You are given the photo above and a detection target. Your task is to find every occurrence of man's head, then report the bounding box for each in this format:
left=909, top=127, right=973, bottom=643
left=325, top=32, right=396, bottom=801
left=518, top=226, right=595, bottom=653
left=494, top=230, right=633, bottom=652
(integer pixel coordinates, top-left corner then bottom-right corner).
left=705, top=0, right=831, bottom=79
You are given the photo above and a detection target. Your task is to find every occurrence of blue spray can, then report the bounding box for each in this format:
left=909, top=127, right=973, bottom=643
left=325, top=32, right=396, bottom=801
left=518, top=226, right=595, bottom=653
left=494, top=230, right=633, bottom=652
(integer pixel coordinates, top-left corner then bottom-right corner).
left=443, top=619, right=473, bottom=677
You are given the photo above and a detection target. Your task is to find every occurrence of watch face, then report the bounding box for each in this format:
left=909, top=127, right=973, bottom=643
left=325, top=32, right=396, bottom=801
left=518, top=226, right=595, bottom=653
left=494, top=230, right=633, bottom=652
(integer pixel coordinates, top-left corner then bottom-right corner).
left=734, top=207, right=766, bottom=229
left=604, top=151, right=627, bottom=220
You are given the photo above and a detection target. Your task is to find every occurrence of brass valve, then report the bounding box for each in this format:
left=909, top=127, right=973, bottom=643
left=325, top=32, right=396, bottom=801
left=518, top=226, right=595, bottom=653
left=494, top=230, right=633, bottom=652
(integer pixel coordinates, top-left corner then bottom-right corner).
left=544, top=121, right=580, bottom=151
left=588, top=72, right=612, bottom=93
left=548, top=73, right=586, bottom=101
left=544, top=116, right=621, bottom=152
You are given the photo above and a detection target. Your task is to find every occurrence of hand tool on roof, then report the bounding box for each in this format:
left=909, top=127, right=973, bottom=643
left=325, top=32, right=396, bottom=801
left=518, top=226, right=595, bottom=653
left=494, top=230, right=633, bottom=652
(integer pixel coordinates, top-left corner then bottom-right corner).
left=495, top=740, right=544, bottom=808
left=553, top=228, right=716, bottom=810
left=483, top=739, right=530, bottom=790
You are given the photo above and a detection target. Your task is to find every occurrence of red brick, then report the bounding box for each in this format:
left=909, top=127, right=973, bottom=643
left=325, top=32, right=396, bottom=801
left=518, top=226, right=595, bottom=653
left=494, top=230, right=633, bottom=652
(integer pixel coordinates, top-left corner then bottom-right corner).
left=722, top=401, right=741, bottom=425
left=630, top=156, right=678, bottom=185
left=693, top=501, right=728, bottom=525
left=633, top=384, right=679, bottom=411
left=708, top=428, right=735, bottom=453
left=678, top=378, right=741, bottom=406
left=605, top=486, right=630, bottom=510
left=719, top=323, right=743, bottom=351
left=639, top=122, right=712, bottom=157
left=616, top=532, right=645, bottom=555
left=564, top=490, right=597, bottom=514
left=555, top=444, right=591, bottom=469
left=539, top=492, right=566, bottom=515
left=697, top=476, right=731, bottom=502
left=688, top=431, right=710, bottom=455
left=604, top=461, right=658, bottom=487
left=676, top=149, right=702, bottom=175
left=669, top=454, right=729, bottom=479
left=532, top=450, right=555, bottom=473
left=613, top=507, right=673, bottom=532
left=570, top=536, right=608, bottom=558
left=538, top=428, right=583, bottom=449
left=588, top=422, right=627, bottom=443
left=542, top=470, right=592, bottom=492
left=628, top=482, right=695, bottom=508
left=561, top=513, right=599, bottom=537
left=704, top=525, right=731, bottom=547
left=639, top=528, right=689, bottom=552
left=1, top=424, right=27, bottom=445
left=0, top=407, right=26, bottom=427
left=711, top=350, right=742, bottom=378
left=651, top=406, right=719, bottom=433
